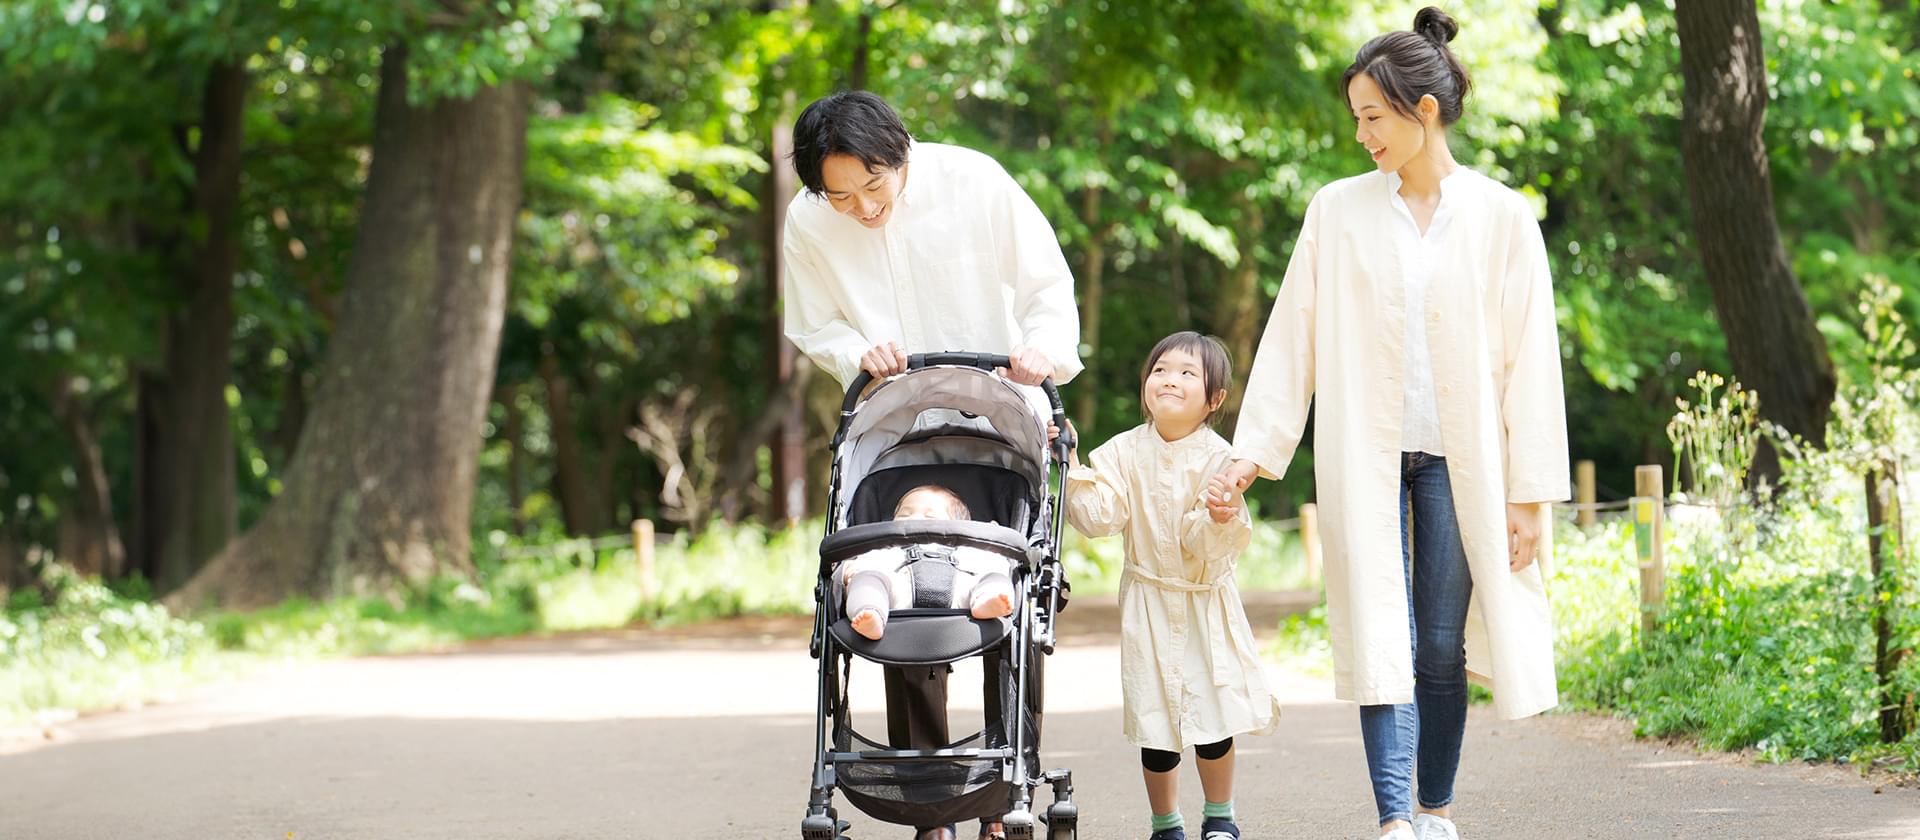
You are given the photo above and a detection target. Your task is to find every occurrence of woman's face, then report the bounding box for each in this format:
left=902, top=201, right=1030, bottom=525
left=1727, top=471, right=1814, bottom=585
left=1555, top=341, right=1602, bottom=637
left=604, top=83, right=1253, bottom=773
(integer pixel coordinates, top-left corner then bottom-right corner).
left=1348, top=72, right=1436, bottom=174
left=820, top=153, right=907, bottom=228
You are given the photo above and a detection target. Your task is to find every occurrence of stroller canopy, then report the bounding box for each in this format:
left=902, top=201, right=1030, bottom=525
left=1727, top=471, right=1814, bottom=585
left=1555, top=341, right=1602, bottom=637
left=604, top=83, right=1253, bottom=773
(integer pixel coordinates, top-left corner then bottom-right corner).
left=836, top=366, right=1049, bottom=531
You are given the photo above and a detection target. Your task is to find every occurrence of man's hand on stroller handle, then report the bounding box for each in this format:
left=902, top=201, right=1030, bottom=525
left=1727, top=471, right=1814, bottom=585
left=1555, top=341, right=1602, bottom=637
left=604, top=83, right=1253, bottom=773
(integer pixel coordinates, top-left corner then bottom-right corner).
left=860, top=341, right=911, bottom=379
left=996, top=344, right=1055, bottom=386
left=858, top=342, right=1053, bottom=386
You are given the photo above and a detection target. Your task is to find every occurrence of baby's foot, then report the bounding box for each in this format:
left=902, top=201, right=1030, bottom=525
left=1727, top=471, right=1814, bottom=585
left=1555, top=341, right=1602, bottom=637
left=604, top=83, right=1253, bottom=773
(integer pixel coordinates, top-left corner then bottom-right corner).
left=850, top=608, right=885, bottom=640
left=970, top=591, right=1014, bottom=620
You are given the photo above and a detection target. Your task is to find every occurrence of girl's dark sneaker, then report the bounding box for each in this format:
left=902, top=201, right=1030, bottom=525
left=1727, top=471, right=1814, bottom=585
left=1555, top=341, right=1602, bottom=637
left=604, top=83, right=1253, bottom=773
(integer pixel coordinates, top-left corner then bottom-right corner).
left=1148, top=828, right=1187, bottom=840
left=1200, top=817, right=1241, bottom=840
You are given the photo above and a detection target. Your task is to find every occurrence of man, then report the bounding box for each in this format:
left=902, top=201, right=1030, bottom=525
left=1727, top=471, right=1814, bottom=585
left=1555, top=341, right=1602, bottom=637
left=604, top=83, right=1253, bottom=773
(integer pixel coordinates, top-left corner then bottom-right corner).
left=782, top=90, right=1081, bottom=840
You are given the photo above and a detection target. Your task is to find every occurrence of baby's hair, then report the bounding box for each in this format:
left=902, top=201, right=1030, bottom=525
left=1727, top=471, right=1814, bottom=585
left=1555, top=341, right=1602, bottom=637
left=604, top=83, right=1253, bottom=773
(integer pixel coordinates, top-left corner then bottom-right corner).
left=1138, top=331, right=1234, bottom=426
left=896, top=484, right=971, bottom=520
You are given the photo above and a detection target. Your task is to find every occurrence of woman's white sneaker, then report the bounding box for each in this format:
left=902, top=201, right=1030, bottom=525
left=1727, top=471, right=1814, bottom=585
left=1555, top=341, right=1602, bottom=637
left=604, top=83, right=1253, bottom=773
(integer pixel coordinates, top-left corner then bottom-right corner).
left=1381, top=827, right=1417, bottom=840
left=1411, top=814, right=1459, bottom=840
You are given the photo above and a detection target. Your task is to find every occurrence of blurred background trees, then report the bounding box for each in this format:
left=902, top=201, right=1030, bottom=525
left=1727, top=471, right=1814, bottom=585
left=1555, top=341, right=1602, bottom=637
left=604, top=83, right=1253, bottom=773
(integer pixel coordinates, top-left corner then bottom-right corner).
left=2, top=0, right=1916, bottom=605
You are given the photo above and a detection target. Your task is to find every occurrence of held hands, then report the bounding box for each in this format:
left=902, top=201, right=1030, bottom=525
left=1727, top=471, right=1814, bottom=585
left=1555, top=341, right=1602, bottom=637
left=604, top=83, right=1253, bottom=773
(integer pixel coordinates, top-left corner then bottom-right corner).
left=1219, top=459, right=1262, bottom=494
left=1204, top=473, right=1242, bottom=524
left=859, top=341, right=910, bottom=379
left=1506, top=502, right=1544, bottom=572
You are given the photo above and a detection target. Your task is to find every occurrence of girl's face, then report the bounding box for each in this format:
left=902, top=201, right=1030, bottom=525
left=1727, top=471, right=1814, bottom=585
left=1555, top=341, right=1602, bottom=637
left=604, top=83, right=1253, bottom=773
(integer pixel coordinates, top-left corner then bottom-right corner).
left=1143, top=346, right=1221, bottom=430
left=820, top=153, right=907, bottom=228
left=1348, top=72, right=1437, bottom=174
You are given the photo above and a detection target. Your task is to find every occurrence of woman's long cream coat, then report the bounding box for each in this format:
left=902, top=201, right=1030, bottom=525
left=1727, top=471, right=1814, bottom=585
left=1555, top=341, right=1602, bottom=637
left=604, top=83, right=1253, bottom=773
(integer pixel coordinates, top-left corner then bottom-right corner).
left=1232, top=169, right=1570, bottom=720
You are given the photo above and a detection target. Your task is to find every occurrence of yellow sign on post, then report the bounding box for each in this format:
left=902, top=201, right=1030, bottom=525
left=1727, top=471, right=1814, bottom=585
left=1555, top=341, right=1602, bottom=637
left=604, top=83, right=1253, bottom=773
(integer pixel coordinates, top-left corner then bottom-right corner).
left=1633, top=465, right=1665, bottom=636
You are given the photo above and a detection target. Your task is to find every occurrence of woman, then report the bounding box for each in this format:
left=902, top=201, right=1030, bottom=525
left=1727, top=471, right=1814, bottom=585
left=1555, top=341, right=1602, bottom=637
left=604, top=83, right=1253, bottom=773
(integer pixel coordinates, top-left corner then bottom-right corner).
left=1220, top=8, right=1569, bottom=840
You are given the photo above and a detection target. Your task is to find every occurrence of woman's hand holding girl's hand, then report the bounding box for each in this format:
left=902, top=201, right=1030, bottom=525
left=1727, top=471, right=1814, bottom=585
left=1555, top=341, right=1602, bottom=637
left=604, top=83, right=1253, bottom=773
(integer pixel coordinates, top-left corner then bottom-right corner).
left=1205, top=474, right=1241, bottom=523
left=1220, top=459, right=1261, bottom=493
left=1506, top=502, right=1544, bottom=572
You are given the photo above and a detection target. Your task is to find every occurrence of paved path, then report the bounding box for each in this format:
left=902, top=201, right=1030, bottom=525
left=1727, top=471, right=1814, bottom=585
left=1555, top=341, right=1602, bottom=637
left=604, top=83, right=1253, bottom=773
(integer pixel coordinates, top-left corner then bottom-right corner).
left=2, top=609, right=1916, bottom=839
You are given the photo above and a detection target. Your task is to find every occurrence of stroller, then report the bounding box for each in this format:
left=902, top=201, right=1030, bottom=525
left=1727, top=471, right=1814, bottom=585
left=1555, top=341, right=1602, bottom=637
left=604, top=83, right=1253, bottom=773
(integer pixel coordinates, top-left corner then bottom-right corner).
left=802, top=353, right=1080, bottom=840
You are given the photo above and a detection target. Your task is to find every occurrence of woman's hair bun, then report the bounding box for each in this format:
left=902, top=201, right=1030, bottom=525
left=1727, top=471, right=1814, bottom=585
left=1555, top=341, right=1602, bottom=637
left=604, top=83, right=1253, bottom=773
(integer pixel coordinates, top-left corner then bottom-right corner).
left=1413, top=7, right=1459, bottom=45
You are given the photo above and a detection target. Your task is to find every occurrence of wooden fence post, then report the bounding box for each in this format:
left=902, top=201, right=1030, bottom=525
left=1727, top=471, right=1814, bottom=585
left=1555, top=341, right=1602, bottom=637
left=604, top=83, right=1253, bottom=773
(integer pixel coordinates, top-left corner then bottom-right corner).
left=1633, top=465, right=1665, bottom=636
left=1301, top=503, right=1321, bottom=585
left=633, top=519, right=656, bottom=601
left=1866, top=466, right=1909, bottom=743
left=1576, top=459, right=1597, bottom=527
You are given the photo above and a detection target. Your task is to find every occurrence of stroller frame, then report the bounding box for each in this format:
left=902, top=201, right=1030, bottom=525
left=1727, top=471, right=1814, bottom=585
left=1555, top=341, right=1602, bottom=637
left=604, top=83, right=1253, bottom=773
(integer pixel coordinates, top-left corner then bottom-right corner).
left=801, top=353, right=1079, bottom=840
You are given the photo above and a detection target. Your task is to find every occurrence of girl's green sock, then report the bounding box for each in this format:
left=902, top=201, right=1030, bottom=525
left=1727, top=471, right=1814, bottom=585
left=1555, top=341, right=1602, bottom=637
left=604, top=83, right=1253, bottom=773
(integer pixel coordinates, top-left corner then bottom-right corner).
left=1203, top=799, right=1234, bottom=820
left=1151, top=810, right=1184, bottom=832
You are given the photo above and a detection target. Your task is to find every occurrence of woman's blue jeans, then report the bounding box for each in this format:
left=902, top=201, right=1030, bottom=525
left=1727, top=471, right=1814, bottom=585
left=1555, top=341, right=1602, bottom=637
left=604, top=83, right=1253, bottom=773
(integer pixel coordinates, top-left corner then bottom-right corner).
left=1359, top=452, right=1474, bottom=826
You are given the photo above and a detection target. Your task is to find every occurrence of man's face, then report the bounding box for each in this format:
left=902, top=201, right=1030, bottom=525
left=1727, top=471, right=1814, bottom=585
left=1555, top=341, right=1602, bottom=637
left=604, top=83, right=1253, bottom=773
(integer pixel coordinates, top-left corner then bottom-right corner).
left=820, top=153, right=907, bottom=228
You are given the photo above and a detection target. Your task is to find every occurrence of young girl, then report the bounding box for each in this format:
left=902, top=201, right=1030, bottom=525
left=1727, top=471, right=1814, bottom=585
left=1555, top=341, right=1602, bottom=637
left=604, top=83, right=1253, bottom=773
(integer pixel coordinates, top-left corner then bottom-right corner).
left=1065, top=331, right=1281, bottom=840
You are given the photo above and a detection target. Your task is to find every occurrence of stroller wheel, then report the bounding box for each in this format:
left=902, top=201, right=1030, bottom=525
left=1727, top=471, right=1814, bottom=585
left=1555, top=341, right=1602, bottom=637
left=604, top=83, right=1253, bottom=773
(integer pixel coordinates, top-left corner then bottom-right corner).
left=1041, top=801, right=1077, bottom=840
left=800, top=812, right=848, bottom=840
left=1001, top=809, right=1036, bottom=840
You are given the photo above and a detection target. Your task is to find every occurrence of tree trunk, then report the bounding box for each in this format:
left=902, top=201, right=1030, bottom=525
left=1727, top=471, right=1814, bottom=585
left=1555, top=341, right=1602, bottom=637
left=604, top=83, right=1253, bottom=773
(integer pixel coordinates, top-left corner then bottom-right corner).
left=1674, top=0, right=1836, bottom=479
left=540, top=343, right=600, bottom=536
left=1215, top=196, right=1265, bottom=425
left=1866, top=466, right=1909, bottom=742
left=591, top=395, right=628, bottom=529
left=767, top=97, right=807, bottom=524
left=502, top=384, right=527, bottom=535
left=271, top=351, right=310, bottom=468
left=1073, top=182, right=1108, bottom=435
left=52, top=374, right=127, bottom=579
left=132, top=60, right=245, bottom=591
left=168, top=45, right=530, bottom=610
left=0, top=530, right=17, bottom=599
left=849, top=5, right=875, bottom=90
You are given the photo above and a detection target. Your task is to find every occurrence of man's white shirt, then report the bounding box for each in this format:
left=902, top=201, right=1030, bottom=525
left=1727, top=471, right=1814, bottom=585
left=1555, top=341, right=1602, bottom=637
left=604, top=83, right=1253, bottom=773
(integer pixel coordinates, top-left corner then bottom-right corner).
left=781, top=141, right=1083, bottom=389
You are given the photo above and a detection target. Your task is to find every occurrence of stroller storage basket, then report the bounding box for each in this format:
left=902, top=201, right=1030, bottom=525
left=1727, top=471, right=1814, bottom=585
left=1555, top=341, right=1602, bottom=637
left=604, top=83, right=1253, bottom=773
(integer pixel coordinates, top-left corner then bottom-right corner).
left=833, top=729, right=1012, bottom=828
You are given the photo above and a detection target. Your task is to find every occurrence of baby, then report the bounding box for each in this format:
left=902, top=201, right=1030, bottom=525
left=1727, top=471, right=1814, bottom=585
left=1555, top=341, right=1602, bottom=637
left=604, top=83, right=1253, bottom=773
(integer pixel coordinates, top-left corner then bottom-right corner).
left=840, top=485, right=1017, bottom=640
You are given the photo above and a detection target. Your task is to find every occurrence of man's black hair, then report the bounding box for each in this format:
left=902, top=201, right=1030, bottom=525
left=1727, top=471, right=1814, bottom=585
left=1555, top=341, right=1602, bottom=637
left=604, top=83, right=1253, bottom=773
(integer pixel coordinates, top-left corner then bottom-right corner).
left=790, top=90, right=912, bottom=196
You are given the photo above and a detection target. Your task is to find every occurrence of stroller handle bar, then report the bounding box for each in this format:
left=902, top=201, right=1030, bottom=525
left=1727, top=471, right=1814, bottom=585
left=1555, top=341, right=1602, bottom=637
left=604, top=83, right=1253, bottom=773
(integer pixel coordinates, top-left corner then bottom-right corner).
left=836, top=352, right=1075, bottom=456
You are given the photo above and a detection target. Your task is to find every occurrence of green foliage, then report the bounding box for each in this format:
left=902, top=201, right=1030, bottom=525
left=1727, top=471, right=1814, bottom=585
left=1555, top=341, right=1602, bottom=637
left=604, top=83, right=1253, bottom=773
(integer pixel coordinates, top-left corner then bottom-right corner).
left=1667, top=372, right=1762, bottom=505
left=1264, top=602, right=1334, bottom=679
left=1550, top=508, right=1911, bottom=765
left=1554, top=282, right=1920, bottom=769
left=0, top=565, right=228, bottom=728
